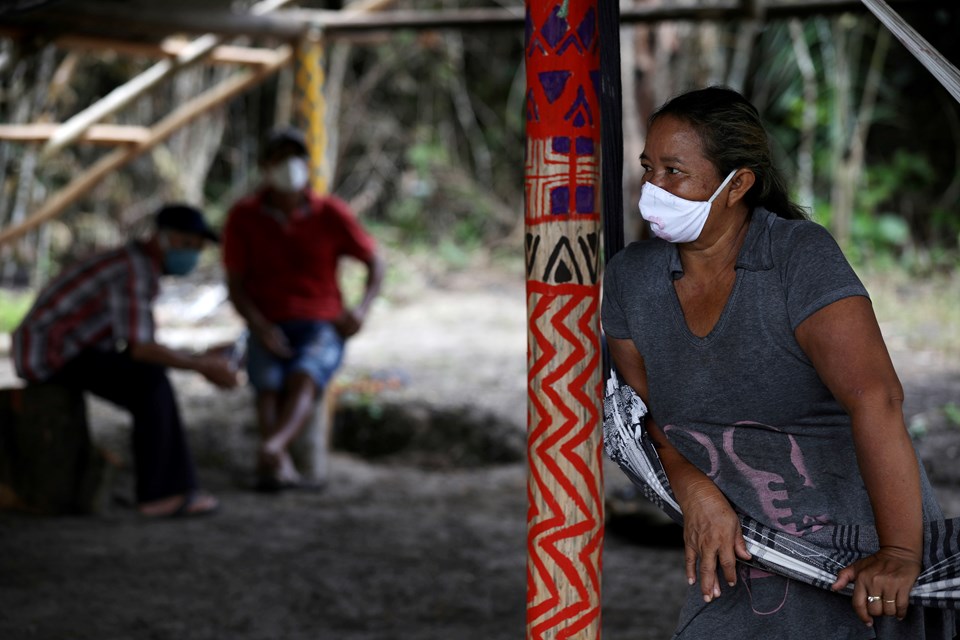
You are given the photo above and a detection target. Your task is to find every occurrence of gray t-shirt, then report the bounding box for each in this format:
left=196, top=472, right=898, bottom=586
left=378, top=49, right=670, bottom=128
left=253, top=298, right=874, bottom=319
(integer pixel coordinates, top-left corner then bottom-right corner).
left=602, top=208, right=952, bottom=639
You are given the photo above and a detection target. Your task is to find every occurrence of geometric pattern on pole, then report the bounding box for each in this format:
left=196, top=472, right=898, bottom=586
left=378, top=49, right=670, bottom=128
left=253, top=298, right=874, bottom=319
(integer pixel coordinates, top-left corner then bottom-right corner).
left=524, top=0, right=603, bottom=637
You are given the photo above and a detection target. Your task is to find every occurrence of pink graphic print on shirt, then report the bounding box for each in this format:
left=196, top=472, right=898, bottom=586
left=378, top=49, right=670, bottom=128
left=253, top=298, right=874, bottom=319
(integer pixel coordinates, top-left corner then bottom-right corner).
left=664, top=421, right=831, bottom=616
left=663, top=421, right=831, bottom=536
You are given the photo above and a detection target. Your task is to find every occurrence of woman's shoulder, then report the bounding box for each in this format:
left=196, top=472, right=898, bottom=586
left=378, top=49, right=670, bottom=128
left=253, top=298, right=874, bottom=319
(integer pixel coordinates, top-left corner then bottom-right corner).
left=763, top=210, right=843, bottom=256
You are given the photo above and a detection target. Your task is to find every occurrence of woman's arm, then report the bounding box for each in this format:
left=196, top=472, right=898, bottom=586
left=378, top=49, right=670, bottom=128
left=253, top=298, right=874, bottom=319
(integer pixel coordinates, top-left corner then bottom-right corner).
left=608, top=336, right=751, bottom=602
left=795, top=295, right=921, bottom=626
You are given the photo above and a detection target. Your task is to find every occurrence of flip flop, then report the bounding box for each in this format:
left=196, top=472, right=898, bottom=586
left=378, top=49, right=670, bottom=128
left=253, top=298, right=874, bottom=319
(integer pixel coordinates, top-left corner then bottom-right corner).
left=141, top=491, right=220, bottom=518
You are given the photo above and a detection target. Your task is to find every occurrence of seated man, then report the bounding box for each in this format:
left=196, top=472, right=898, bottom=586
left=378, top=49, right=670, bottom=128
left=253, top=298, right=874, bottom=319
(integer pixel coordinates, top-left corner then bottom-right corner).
left=12, top=204, right=239, bottom=517
left=223, top=127, right=384, bottom=491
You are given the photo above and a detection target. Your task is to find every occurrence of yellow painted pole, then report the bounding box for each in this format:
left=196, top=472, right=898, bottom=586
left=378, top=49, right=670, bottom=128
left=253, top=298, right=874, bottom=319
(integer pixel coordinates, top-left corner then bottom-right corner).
left=294, top=29, right=329, bottom=194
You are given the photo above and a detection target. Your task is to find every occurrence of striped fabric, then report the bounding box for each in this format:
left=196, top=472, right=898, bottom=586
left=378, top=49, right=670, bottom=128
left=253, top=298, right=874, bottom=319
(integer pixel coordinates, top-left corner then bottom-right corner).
left=12, top=243, right=159, bottom=381
left=603, top=369, right=960, bottom=609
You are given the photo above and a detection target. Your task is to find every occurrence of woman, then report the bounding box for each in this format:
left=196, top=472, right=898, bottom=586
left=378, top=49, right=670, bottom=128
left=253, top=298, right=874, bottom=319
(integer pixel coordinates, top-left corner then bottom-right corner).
left=601, top=86, right=954, bottom=638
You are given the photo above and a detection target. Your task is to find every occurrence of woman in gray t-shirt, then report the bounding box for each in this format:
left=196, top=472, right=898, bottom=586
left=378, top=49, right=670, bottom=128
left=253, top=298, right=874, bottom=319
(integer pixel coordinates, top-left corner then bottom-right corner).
left=602, top=87, right=954, bottom=639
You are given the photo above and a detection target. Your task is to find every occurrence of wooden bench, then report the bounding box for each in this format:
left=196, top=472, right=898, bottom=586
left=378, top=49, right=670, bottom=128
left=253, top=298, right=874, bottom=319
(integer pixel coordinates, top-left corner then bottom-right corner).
left=0, top=384, right=108, bottom=514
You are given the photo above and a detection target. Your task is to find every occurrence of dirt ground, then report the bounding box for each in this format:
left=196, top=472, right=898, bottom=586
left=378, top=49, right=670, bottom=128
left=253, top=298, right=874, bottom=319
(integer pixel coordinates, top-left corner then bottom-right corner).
left=1, top=262, right=958, bottom=640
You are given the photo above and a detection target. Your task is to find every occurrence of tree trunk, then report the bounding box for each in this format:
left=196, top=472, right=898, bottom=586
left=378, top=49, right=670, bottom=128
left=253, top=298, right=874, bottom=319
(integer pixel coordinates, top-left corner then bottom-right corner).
left=789, top=18, right=817, bottom=211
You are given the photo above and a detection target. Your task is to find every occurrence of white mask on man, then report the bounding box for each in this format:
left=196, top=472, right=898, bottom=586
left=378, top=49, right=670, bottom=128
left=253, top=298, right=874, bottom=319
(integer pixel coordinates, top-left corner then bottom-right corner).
left=266, top=157, right=310, bottom=194
left=638, top=169, right=737, bottom=243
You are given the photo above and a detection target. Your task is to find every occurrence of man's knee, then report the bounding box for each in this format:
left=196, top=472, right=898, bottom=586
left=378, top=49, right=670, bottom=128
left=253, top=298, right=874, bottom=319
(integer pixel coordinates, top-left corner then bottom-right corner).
left=285, top=369, right=320, bottom=397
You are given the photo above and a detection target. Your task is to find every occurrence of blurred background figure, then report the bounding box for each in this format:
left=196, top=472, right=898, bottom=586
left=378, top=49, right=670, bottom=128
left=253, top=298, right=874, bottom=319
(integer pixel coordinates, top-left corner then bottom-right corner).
left=12, top=204, right=239, bottom=518
left=222, top=127, right=385, bottom=492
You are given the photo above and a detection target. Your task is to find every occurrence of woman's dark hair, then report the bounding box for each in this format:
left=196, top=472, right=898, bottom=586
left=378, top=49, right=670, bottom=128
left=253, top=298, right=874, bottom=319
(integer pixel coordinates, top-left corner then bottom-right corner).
left=650, top=86, right=807, bottom=220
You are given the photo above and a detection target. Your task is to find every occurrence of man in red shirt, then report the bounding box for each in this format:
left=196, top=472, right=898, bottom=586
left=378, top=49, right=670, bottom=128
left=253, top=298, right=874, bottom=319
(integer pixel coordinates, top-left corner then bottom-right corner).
left=13, top=204, right=239, bottom=517
left=223, top=128, right=384, bottom=490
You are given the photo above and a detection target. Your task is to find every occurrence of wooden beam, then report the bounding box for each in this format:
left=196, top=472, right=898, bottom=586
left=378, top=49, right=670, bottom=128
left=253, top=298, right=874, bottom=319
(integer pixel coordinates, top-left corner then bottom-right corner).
left=0, top=123, right=151, bottom=145
left=6, top=6, right=308, bottom=41
left=39, top=0, right=297, bottom=158
left=0, top=47, right=293, bottom=247
left=2, top=0, right=949, bottom=42
left=45, top=34, right=283, bottom=66
left=274, top=0, right=956, bottom=35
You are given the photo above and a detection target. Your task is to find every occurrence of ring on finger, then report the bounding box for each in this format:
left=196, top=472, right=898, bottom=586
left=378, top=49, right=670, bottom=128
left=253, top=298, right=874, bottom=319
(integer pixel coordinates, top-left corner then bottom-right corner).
left=867, top=595, right=882, bottom=603
left=883, top=599, right=896, bottom=604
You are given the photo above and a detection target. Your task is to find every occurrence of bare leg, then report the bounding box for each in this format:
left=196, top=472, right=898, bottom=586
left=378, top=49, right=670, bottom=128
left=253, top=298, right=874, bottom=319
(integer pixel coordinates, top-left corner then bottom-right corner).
left=255, top=390, right=283, bottom=480
left=260, top=371, right=318, bottom=482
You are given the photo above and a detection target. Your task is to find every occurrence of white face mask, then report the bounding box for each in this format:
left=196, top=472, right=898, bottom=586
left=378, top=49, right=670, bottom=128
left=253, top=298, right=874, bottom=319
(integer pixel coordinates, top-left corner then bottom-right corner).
left=638, top=169, right=737, bottom=243
left=266, top=157, right=310, bottom=194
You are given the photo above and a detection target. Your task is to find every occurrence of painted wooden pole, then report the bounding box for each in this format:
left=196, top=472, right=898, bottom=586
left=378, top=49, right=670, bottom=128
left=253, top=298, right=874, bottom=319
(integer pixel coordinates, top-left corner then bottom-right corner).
left=294, top=29, right=330, bottom=194
left=524, top=0, right=603, bottom=637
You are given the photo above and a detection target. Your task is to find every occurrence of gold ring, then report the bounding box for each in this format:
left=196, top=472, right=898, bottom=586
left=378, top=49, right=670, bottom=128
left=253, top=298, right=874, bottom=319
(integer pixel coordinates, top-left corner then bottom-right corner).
left=884, top=599, right=896, bottom=604
left=867, top=595, right=881, bottom=603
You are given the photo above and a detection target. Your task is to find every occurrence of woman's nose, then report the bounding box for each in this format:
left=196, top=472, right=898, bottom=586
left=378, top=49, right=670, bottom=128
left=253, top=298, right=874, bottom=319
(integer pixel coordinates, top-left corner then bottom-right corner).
left=640, top=172, right=659, bottom=188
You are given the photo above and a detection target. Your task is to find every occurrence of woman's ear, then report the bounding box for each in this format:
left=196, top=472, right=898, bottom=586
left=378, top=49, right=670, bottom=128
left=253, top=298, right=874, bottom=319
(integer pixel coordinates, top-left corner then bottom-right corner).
left=726, top=168, right=756, bottom=207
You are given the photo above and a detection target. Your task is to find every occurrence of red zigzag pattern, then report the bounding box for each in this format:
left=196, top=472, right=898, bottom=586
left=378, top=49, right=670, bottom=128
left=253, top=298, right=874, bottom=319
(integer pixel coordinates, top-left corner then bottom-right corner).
left=526, top=280, right=603, bottom=639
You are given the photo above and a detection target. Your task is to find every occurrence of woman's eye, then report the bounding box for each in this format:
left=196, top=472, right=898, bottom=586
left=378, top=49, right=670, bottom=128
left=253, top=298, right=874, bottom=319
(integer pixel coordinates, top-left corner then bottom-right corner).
left=666, top=167, right=681, bottom=175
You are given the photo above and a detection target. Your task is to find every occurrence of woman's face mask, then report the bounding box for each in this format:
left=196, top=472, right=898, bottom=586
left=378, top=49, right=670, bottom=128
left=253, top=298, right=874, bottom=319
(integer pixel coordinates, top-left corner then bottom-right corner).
left=638, top=169, right=737, bottom=243
left=266, top=156, right=310, bottom=194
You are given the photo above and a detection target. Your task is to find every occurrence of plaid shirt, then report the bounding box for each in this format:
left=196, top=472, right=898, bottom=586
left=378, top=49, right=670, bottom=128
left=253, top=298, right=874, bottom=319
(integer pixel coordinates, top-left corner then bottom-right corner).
left=12, top=242, right=160, bottom=382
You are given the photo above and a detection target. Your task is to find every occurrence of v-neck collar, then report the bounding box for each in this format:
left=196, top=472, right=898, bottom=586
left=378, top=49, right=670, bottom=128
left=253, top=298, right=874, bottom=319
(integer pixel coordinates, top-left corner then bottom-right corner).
left=665, top=207, right=777, bottom=344
left=667, top=207, right=776, bottom=281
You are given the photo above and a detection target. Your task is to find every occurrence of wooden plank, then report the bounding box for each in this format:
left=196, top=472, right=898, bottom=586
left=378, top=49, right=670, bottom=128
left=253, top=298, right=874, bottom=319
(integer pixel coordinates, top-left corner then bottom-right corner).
left=47, top=34, right=282, bottom=66
left=0, top=123, right=152, bottom=145
left=0, top=47, right=293, bottom=247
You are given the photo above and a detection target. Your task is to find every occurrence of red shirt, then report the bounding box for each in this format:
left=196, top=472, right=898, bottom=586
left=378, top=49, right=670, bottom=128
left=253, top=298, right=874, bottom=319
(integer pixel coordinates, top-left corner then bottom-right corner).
left=222, top=190, right=377, bottom=323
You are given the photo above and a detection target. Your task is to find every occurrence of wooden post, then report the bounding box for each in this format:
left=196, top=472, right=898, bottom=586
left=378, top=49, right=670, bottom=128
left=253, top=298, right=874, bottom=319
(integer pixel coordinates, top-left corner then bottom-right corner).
left=0, top=385, right=108, bottom=515
left=294, top=28, right=331, bottom=194
left=524, top=0, right=603, bottom=637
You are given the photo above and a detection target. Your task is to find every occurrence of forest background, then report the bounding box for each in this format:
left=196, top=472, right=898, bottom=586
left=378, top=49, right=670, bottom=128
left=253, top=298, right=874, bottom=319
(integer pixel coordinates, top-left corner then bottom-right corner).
left=0, top=0, right=958, bottom=362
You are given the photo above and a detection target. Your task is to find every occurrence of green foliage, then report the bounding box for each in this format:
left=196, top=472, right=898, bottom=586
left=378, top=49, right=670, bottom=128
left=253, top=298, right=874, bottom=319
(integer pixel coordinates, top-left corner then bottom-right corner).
left=851, top=212, right=910, bottom=254
left=861, top=150, right=935, bottom=212
left=0, top=289, right=33, bottom=333
left=754, top=15, right=960, bottom=274
left=945, top=403, right=960, bottom=429
left=383, top=130, right=506, bottom=260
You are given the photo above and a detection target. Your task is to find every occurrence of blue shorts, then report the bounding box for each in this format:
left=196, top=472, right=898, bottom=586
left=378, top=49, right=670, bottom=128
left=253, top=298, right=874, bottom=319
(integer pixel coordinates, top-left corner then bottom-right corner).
left=246, top=320, right=344, bottom=392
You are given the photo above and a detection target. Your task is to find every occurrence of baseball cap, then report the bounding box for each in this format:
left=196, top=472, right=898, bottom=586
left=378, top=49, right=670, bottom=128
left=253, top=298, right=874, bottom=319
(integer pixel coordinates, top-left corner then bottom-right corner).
left=262, top=126, right=308, bottom=161
left=155, top=204, right=219, bottom=243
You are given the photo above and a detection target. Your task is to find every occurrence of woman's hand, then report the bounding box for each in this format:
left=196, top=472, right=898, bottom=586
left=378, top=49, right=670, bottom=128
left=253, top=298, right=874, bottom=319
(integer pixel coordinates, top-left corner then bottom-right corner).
left=679, top=478, right=752, bottom=602
left=831, top=546, right=921, bottom=626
